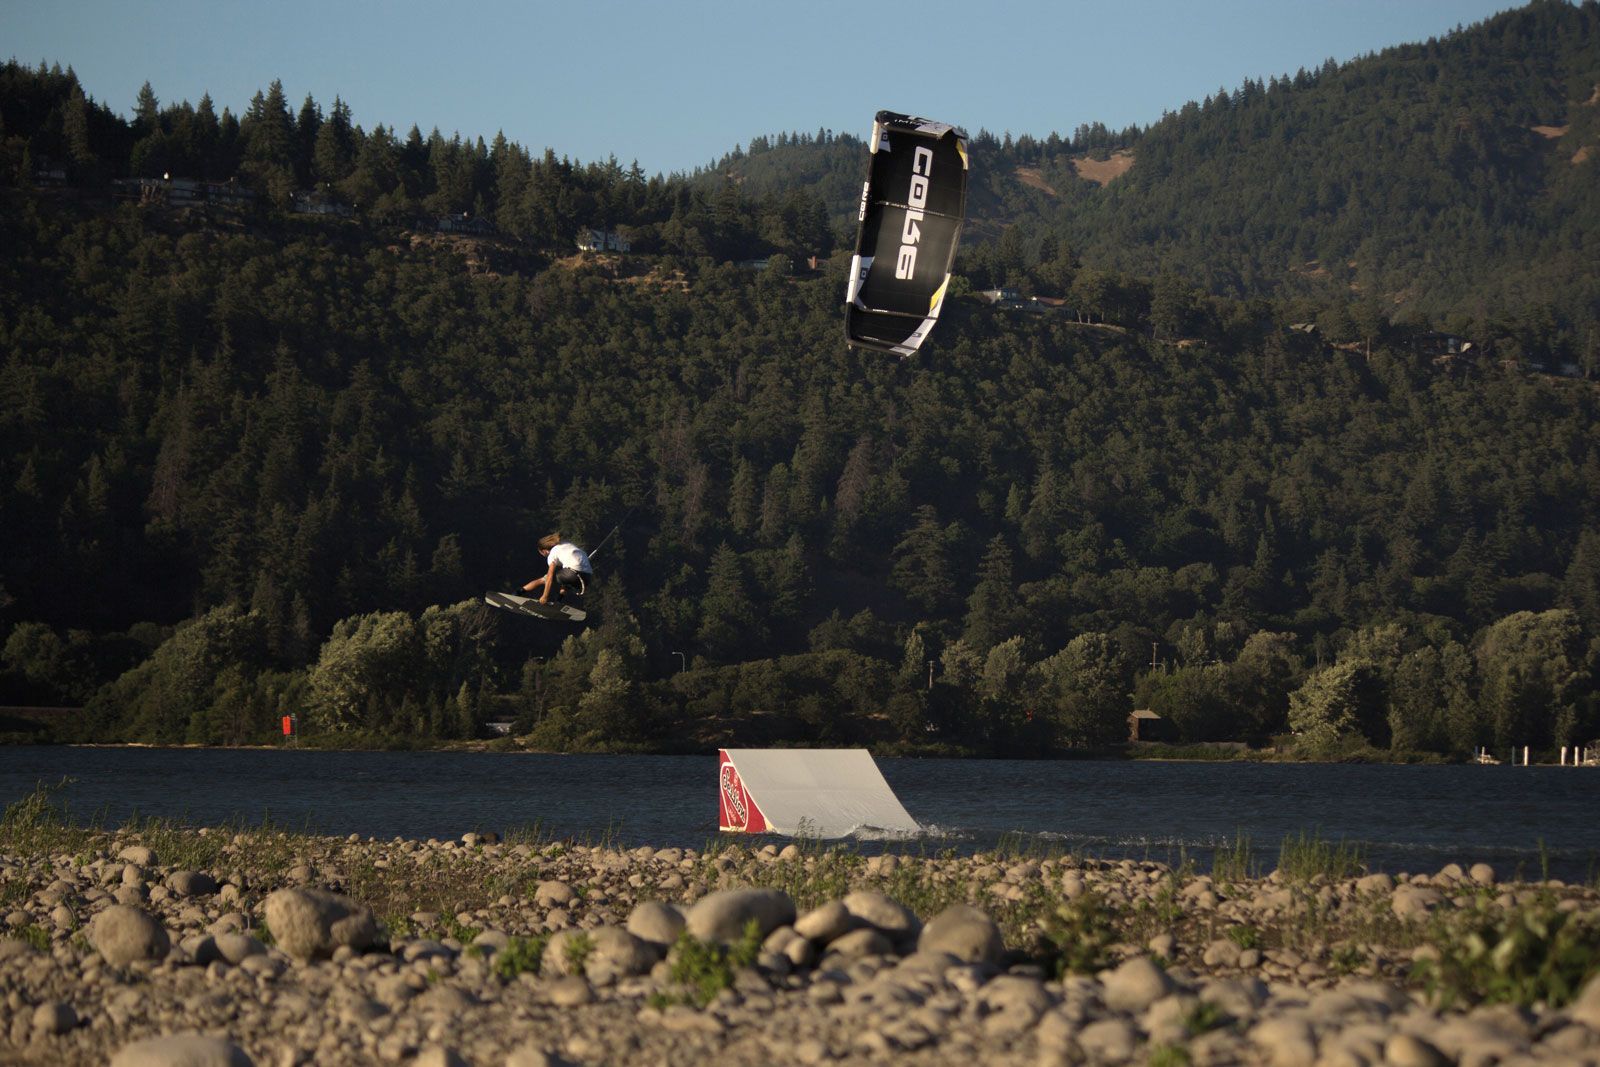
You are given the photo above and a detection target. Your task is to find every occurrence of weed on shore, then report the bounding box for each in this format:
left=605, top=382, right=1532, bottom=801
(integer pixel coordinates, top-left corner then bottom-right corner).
left=1414, top=898, right=1600, bottom=1009
left=1276, top=829, right=1366, bottom=882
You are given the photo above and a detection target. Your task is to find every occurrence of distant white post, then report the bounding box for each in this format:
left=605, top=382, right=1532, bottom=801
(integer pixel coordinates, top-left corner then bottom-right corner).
left=1523, top=745, right=1530, bottom=766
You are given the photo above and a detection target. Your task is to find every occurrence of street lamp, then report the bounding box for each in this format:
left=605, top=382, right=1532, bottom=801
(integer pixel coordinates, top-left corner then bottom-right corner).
left=673, top=651, right=687, bottom=673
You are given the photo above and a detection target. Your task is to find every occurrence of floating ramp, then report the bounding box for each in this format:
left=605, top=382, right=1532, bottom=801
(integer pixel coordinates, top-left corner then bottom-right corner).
left=717, top=748, right=920, bottom=838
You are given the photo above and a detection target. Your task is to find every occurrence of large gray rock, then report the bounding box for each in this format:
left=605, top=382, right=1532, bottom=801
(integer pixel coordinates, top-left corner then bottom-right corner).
left=1199, top=977, right=1268, bottom=1020
left=413, top=986, right=477, bottom=1016
left=1353, top=872, right=1394, bottom=895
left=979, top=974, right=1053, bottom=1019
left=684, top=888, right=795, bottom=943
left=916, top=904, right=1003, bottom=965
left=506, top=1045, right=573, bottom=1067
left=32, top=1001, right=77, bottom=1036
left=1077, top=1018, right=1139, bottom=1062
left=262, top=887, right=378, bottom=960
left=116, top=845, right=157, bottom=867
left=1572, top=972, right=1600, bottom=1029
left=1392, top=885, right=1446, bottom=919
left=535, top=880, right=575, bottom=907
left=0, top=938, right=35, bottom=961
left=824, top=927, right=894, bottom=959
left=412, top=1049, right=468, bottom=1067
left=214, top=932, right=267, bottom=964
left=1385, top=1033, right=1450, bottom=1067
left=1202, top=938, right=1242, bottom=968
left=1102, top=955, right=1175, bottom=1013
left=626, top=901, right=685, bottom=948
left=794, top=900, right=855, bottom=943
left=89, top=904, right=170, bottom=965
left=1247, top=1017, right=1318, bottom=1067
left=110, top=1034, right=253, bottom=1067
left=841, top=890, right=919, bottom=942
left=584, top=926, right=658, bottom=979
left=166, top=870, right=219, bottom=898
left=543, top=974, right=594, bottom=1007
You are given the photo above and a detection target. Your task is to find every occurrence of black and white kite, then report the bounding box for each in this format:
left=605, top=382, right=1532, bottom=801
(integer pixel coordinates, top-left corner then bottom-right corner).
left=844, top=111, right=969, bottom=358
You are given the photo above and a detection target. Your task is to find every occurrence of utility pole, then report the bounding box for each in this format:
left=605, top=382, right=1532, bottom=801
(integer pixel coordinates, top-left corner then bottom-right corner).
left=927, top=660, right=935, bottom=690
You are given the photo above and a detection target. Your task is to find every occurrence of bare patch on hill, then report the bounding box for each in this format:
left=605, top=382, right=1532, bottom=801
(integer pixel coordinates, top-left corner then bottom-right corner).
left=1071, top=151, right=1135, bottom=186
left=1588, top=84, right=1600, bottom=106
left=550, top=251, right=688, bottom=291
left=1290, top=259, right=1331, bottom=280
left=1531, top=125, right=1568, bottom=139
left=1015, top=166, right=1059, bottom=197
left=407, top=232, right=518, bottom=276
left=1574, top=146, right=1593, bottom=165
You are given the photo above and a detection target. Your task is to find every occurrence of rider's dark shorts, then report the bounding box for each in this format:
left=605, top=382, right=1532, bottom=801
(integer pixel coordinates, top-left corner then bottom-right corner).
left=554, top=568, right=590, bottom=595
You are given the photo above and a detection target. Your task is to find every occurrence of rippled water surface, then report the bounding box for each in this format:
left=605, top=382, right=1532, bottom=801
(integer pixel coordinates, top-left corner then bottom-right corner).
left=3, top=747, right=1597, bottom=880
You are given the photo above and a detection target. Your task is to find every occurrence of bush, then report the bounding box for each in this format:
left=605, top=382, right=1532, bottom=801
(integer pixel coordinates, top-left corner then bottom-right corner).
left=491, top=934, right=549, bottom=980
left=658, top=921, right=763, bottom=1007
left=1414, top=901, right=1600, bottom=1009
left=1042, top=891, right=1118, bottom=976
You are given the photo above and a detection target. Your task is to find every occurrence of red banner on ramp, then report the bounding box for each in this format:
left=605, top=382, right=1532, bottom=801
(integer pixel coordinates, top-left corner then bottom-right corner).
left=718, top=750, right=769, bottom=833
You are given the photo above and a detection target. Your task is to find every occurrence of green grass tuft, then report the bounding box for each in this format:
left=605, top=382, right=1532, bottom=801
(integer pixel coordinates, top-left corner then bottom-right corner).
left=661, top=919, right=763, bottom=1007
left=1212, top=830, right=1258, bottom=884
left=1276, top=829, right=1366, bottom=882
left=492, top=934, right=549, bottom=980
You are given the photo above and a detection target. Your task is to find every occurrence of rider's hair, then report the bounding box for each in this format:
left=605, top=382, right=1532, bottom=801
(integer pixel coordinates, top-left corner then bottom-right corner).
left=538, top=532, right=561, bottom=552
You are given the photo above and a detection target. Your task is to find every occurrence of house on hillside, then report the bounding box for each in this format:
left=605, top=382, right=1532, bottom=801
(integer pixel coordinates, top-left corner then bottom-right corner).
left=577, top=227, right=630, bottom=252
left=1128, top=709, right=1176, bottom=743
left=1412, top=331, right=1474, bottom=358
left=203, top=179, right=257, bottom=209
left=293, top=190, right=353, bottom=217
left=111, top=176, right=236, bottom=207
left=437, top=213, right=496, bottom=235
left=31, top=157, right=66, bottom=188
left=978, top=287, right=1029, bottom=310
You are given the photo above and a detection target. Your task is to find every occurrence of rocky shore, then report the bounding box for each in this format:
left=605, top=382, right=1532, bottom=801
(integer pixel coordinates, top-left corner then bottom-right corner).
left=2, top=819, right=1599, bottom=1066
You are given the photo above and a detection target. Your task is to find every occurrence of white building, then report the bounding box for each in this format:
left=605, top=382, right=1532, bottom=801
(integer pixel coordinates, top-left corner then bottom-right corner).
left=576, top=228, right=630, bottom=252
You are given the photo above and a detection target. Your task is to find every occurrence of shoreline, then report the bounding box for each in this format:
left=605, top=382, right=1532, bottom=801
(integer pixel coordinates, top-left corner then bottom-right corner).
left=0, top=737, right=1537, bottom=766
left=2, top=815, right=1598, bottom=1065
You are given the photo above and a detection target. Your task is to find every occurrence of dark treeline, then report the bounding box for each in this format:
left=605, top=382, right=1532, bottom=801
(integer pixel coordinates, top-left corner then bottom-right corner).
left=0, top=61, right=835, bottom=264
left=1, top=6, right=1598, bottom=759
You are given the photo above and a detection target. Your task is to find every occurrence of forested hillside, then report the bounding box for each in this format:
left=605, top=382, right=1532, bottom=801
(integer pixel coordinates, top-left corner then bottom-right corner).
left=1, top=4, right=1597, bottom=760
left=715, top=0, right=1600, bottom=364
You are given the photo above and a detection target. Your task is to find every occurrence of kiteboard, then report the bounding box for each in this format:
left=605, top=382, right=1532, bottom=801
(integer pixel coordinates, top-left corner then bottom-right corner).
left=483, top=591, right=586, bottom=622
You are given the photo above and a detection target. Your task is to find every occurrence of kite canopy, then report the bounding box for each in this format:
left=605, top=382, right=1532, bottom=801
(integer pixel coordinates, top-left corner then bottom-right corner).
left=844, top=111, right=969, bottom=358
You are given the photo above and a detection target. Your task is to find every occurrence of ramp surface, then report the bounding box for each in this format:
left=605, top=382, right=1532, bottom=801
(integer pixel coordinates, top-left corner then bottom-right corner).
left=718, top=749, right=920, bottom=838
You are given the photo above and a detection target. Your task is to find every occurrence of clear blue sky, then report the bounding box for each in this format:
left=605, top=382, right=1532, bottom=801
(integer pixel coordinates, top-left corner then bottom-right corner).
left=5, top=0, right=1527, bottom=176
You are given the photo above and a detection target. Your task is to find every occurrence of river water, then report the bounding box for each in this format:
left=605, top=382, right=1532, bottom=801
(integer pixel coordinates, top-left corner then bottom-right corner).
left=3, top=747, right=1597, bottom=881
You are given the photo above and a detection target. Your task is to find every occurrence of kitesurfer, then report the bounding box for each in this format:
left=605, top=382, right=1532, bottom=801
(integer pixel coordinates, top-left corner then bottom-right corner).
left=523, top=533, right=593, bottom=603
